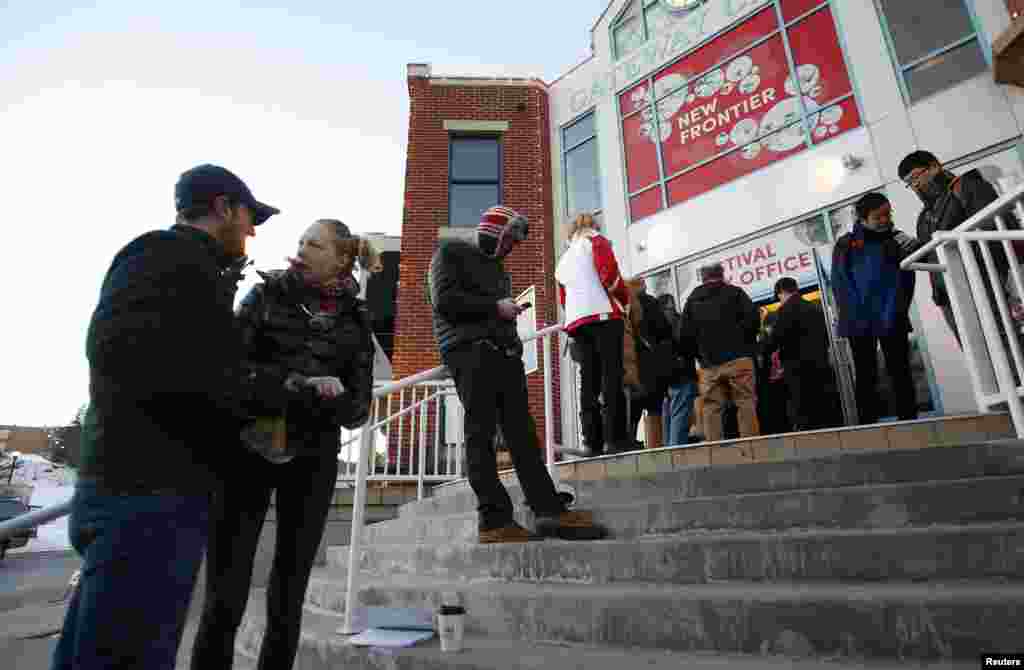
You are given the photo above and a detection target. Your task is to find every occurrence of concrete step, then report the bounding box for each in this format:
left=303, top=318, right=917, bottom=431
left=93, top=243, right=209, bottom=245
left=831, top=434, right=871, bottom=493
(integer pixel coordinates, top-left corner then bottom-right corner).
left=405, top=441, right=1024, bottom=520
left=234, top=596, right=978, bottom=669
left=336, top=521, right=1024, bottom=584
left=299, top=573, right=1024, bottom=660
left=369, top=474, right=1024, bottom=544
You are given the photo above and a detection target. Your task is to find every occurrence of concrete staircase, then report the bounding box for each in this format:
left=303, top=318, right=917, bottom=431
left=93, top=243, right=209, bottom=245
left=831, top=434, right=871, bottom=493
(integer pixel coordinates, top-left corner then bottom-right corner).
left=232, top=416, right=1024, bottom=669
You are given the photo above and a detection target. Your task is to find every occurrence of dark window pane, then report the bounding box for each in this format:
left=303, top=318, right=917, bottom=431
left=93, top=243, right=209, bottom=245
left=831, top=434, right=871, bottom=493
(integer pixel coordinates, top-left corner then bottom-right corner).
left=905, top=39, right=987, bottom=103
left=449, top=183, right=499, bottom=227
left=565, top=139, right=602, bottom=217
left=450, top=137, right=499, bottom=182
left=877, top=0, right=976, bottom=66
left=563, top=113, right=596, bottom=149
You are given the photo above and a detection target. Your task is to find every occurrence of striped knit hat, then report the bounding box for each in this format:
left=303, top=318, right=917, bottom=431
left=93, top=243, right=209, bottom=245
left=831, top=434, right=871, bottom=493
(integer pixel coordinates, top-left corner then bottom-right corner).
left=478, top=205, right=525, bottom=257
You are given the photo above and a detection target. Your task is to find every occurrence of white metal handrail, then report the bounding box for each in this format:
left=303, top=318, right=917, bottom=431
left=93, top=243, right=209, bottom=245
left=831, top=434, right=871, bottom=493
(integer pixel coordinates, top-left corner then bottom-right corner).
left=339, top=322, right=565, bottom=634
left=901, top=181, right=1024, bottom=437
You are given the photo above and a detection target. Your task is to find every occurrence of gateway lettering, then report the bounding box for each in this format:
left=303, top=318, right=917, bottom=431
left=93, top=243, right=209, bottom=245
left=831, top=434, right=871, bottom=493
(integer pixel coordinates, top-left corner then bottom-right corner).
left=676, top=88, right=776, bottom=144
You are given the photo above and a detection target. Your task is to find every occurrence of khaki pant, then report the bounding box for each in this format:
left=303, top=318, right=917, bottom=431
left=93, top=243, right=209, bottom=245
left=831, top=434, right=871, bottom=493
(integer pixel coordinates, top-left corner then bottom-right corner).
left=700, top=356, right=760, bottom=442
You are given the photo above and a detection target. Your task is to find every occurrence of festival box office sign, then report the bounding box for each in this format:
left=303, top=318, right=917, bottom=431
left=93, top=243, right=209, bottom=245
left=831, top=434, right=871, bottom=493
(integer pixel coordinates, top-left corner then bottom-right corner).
left=675, top=215, right=836, bottom=304
left=621, top=2, right=861, bottom=221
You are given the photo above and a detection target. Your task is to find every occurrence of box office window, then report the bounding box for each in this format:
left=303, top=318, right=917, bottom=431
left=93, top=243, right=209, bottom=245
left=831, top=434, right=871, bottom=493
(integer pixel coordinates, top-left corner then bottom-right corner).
left=619, top=1, right=860, bottom=223
left=875, top=0, right=988, bottom=105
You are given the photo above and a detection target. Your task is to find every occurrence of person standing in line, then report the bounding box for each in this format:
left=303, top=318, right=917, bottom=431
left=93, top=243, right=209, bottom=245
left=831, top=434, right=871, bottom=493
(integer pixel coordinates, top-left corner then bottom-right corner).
left=762, top=278, right=841, bottom=431
left=832, top=192, right=921, bottom=424
left=431, top=206, right=607, bottom=543
left=658, top=294, right=698, bottom=447
left=679, top=263, right=761, bottom=442
left=621, top=278, right=674, bottom=449
left=190, top=220, right=379, bottom=670
left=898, top=150, right=1007, bottom=345
left=52, top=165, right=285, bottom=670
left=556, top=213, right=633, bottom=456
left=755, top=312, right=792, bottom=436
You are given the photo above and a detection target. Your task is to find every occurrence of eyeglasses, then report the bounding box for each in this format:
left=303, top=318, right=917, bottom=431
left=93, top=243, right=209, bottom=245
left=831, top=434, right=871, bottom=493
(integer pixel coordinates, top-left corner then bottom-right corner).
left=903, top=168, right=930, bottom=190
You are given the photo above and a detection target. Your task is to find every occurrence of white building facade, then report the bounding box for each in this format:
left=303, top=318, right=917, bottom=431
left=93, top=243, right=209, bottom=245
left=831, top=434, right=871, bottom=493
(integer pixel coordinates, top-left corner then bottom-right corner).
left=548, top=0, right=1024, bottom=448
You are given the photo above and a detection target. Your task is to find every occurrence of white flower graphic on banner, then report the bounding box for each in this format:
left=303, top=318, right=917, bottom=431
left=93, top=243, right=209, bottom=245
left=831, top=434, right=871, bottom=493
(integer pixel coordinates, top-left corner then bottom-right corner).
left=726, top=55, right=754, bottom=83
left=695, top=68, right=725, bottom=97
left=784, top=64, right=820, bottom=97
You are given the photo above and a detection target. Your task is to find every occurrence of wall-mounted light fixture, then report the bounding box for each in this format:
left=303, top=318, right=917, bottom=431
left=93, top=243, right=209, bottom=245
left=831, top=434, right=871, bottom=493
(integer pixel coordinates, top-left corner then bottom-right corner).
left=841, top=154, right=864, bottom=172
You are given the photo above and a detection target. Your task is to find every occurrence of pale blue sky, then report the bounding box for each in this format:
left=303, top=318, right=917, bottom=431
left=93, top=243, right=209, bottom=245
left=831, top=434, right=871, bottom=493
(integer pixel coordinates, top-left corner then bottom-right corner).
left=0, top=0, right=607, bottom=426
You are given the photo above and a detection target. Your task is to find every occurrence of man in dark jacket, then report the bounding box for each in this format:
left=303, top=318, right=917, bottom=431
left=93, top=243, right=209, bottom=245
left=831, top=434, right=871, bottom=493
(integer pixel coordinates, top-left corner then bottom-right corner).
left=429, top=205, right=605, bottom=544
left=680, top=263, right=761, bottom=441
left=762, top=277, right=841, bottom=431
left=898, top=150, right=1005, bottom=345
left=52, top=165, right=287, bottom=670
left=832, top=192, right=920, bottom=425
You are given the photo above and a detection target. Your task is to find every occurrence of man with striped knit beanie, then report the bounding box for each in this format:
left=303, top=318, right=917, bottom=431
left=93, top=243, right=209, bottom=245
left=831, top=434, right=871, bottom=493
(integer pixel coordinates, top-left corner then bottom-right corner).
left=428, top=205, right=607, bottom=543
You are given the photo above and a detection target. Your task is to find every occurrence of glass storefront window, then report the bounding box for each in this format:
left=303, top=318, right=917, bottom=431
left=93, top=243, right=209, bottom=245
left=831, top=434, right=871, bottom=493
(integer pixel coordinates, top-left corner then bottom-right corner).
left=875, top=0, right=987, bottom=105
left=629, top=186, right=664, bottom=221
left=620, top=2, right=861, bottom=221
left=622, top=112, right=662, bottom=192
left=786, top=7, right=853, bottom=106
left=779, top=0, right=824, bottom=23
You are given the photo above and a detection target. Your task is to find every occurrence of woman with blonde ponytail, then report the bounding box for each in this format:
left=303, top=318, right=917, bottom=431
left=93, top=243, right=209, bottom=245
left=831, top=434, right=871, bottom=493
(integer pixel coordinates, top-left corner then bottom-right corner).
left=555, top=213, right=634, bottom=455
left=192, top=218, right=379, bottom=670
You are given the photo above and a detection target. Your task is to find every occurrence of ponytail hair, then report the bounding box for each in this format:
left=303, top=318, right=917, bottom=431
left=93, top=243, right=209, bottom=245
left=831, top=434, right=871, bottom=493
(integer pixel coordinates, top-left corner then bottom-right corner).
left=334, top=235, right=383, bottom=274
left=566, top=212, right=597, bottom=241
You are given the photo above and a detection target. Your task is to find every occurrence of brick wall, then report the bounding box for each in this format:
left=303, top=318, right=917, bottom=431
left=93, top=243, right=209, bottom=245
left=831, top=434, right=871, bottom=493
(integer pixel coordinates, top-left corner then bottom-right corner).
left=391, top=69, right=562, bottom=462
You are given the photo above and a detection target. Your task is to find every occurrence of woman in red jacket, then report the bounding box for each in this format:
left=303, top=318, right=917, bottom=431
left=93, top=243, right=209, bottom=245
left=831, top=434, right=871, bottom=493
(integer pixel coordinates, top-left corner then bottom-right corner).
left=555, top=213, right=632, bottom=455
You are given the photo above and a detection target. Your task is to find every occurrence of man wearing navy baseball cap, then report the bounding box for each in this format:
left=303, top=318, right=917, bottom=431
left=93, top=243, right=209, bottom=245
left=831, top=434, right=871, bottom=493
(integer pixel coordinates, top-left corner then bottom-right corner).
left=52, top=165, right=294, bottom=670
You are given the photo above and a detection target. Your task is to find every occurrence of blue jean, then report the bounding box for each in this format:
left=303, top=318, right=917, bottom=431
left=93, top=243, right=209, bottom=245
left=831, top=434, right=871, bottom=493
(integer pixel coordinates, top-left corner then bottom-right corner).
left=51, top=481, right=210, bottom=670
left=663, top=381, right=698, bottom=447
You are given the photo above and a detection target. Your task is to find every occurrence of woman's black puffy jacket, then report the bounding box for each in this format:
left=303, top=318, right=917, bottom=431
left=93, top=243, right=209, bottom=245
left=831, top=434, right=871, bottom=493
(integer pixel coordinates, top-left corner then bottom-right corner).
left=236, top=270, right=374, bottom=447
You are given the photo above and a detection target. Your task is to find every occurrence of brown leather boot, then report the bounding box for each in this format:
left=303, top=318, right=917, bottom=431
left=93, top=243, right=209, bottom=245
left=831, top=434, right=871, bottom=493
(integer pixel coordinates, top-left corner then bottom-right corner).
left=535, top=510, right=608, bottom=541
left=643, top=414, right=663, bottom=449
left=479, top=522, right=545, bottom=544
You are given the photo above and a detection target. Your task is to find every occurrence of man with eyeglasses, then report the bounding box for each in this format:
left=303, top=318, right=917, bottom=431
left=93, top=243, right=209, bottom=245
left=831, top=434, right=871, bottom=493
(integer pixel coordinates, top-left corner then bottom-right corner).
left=898, top=150, right=1008, bottom=344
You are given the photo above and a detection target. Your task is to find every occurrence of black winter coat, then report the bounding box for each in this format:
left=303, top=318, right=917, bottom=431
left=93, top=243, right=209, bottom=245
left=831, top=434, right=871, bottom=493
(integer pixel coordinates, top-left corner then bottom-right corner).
left=762, top=297, right=831, bottom=370
left=680, top=281, right=760, bottom=368
left=81, top=225, right=287, bottom=493
left=915, top=169, right=1002, bottom=306
left=429, top=239, right=522, bottom=360
left=236, top=270, right=375, bottom=447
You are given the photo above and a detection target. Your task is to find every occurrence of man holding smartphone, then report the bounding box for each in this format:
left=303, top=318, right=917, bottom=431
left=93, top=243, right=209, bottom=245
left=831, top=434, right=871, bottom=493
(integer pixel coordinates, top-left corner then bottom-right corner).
left=429, top=206, right=606, bottom=543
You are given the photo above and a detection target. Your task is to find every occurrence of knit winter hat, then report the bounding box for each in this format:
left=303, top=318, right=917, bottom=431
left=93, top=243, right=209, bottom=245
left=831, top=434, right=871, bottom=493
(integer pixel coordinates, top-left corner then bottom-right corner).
left=478, top=205, right=529, bottom=257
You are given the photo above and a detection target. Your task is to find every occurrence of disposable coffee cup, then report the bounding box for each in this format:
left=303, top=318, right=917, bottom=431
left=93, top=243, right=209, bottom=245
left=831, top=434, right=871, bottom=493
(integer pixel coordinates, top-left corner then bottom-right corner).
left=437, top=605, right=465, bottom=652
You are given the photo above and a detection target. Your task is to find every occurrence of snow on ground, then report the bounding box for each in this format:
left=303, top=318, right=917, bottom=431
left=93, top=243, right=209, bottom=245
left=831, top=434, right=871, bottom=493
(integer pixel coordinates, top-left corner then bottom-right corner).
left=3, top=454, right=75, bottom=553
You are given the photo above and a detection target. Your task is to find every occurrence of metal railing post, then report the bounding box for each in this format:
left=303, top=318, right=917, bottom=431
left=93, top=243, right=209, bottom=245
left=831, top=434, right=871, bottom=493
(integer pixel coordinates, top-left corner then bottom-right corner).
left=339, top=421, right=373, bottom=636
left=543, top=331, right=558, bottom=485
left=417, top=394, right=427, bottom=501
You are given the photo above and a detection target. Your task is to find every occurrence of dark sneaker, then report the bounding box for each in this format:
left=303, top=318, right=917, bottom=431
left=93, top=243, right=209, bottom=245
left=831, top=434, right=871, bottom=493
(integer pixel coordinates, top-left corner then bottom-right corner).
left=535, top=510, right=608, bottom=541
left=479, top=522, right=545, bottom=544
